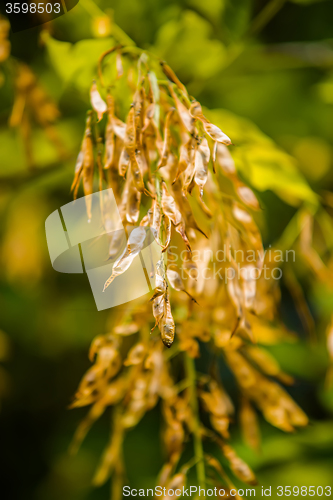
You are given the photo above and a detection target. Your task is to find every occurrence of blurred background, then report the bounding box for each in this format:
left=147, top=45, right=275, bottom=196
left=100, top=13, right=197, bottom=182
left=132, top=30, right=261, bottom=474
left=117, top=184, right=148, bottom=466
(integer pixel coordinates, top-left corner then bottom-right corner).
left=1, top=0, right=333, bottom=498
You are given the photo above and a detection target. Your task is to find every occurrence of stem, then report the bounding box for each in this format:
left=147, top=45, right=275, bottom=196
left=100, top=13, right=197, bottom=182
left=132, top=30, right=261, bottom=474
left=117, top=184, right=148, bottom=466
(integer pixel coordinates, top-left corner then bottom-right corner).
left=184, top=353, right=206, bottom=489
left=276, top=204, right=318, bottom=252
left=222, top=0, right=288, bottom=70
left=246, top=0, right=287, bottom=37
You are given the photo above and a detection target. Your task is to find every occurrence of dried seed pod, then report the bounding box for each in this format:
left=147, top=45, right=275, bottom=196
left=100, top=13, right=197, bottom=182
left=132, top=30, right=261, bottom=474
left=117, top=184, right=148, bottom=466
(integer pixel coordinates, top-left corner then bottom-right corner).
left=172, top=186, right=208, bottom=238
left=124, top=105, right=136, bottom=151
left=158, top=108, right=175, bottom=170
left=231, top=202, right=263, bottom=271
left=103, top=227, right=147, bottom=291
left=173, top=140, right=192, bottom=184
left=126, top=180, right=141, bottom=225
left=110, top=116, right=126, bottom=141
left=160, top=61, right=187, bottom=95
left=161, top=182, right=191, bottom=252
left=142, top=102, right=155, bottom=132
left=175, top=222, right=192, bottom=254
left=162, top=214, right=172, bottom=252
left=81, top=115, right=95, bottom=220
left=123, top=342, right=146, bottom=366
left=161, top=182, right=182, bottom=226
left=167, top=268, right=197, bottom=303
left=127, top=150, right=142, bottom=190
left=203, top=122, right=232, bottom=146
left=118, top=147, right=130, bottom=177
left=159, top=290, right=175, bottom=348
left=71, top=149, right=84, bottom=194
left=151, top=294, right=165, bottom=331
left=150, top=257, right=167, bottom=302
left=239, top=397, right=261, bottom=452
left=182, top=147, right=197, bottom=194
left=189, top=101, right=232, bottom=145
left=215, top=143, right=236, bottom=175
left=194, top=137, right=210, bottom=197
left=200, top=380, right=233, bottom=438
left=90, top=81, right=107, bottom=122
left=189, top=100, right=203, bottom=119
left=152, top=199, right=162, bottom=240
left=103, top=95, right=115, bottom=169
left=220, top=441, right=257, bottom=485
left=169, top=86, right=194, bottom=134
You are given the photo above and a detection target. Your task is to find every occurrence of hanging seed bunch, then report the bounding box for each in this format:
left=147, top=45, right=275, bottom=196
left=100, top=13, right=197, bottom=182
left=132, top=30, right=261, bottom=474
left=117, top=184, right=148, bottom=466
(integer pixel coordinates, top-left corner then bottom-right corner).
left=70, top=46, right=308, bottom=498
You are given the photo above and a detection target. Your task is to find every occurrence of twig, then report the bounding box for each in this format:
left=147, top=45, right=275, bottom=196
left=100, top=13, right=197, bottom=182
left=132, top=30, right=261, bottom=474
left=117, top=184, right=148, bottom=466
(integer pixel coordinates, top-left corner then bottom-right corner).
left=185, top=353, right=206, bottom=490
left=246, top=0, right=287, bottom=37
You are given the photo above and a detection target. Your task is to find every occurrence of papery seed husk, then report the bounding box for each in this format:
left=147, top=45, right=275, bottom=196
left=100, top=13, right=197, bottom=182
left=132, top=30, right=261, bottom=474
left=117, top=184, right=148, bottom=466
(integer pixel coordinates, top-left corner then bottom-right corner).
left=159, top=291, right=175, bottom=348
left=169, top=86, right=194, bottom=134
left=158, top=108, right=174, bottom=169
left=90, top=81, right=107, bottom=122
left=162, top=214, right=172, bottom=252
left=194, top=138, right=210, bottom=196
left=112, top=116, right=126, bottom=141
left=83, top=131, right=94, bottom=220
left=216, top=143, right=236, bottom=174
left=189, top=100, right=203, bottom=118
left=124, top=105, right=136, bottom=150
left=103, top=227, right=146, bottom=291
left=203, top=121, right=232, bottom=145
left=118, top=147, right=130, bottom=177
left=161, top=182, right=182, bottom=227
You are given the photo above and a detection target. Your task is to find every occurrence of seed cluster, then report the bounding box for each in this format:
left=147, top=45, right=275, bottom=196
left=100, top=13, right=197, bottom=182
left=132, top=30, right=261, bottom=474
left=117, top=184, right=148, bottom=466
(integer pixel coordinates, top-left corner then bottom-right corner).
left=70, top=47, right=308, bottom=498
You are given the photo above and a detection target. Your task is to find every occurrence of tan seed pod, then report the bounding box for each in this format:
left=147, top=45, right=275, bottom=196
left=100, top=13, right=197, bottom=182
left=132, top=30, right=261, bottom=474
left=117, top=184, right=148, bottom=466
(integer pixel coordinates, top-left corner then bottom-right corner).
left=162, top=214, right=172, bottom=252
left=172, top=141, right=192, bottom=184
left=82, top=117, right=95, bottom=220
left=220, top=441, right=257, bottom=485
left=194, top=137, right=210, bottom=197
left=160, top=61, right=187, bottom=95
left=90, top=81, right=107, bottom=122
left=103, top=227, right=147, bottom=291
left=158, top=108, right=175, bottom=170
left=159, top=291, right=175, bottom=348
left=126, top=182, right=141, bottom=224
left=161, top=182, right=182, bottom=227
left=167, top=268, right=197, bottom=303
left=236, top=182, right=260, bottom=210
left=124, top=105, right=136, bottom=151
left=203, top=121, right=232, bottom=146
left=118, top=147, right=130, bottom=177
left=169, top=86, right=194, bottom=134
left=123, top=342, right=146, bottom=366
left=215, top=143, right=236, bottom=175
left=239, top=397, right=261, bottom=452
left=189, top=100, right=203, bottom=119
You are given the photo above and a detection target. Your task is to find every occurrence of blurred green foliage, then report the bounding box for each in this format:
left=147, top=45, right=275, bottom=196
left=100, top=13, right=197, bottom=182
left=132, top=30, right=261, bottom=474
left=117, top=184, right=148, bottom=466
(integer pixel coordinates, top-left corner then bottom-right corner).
left=1, top=0, right=333, bottom=498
